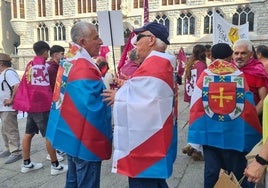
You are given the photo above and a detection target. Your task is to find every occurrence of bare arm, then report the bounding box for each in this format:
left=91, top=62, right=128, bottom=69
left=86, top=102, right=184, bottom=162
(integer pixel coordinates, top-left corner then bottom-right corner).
left=3, top=83, right=19, bottom=106
left=244, top=139, right=268, bottom=183
left=256, top=86, right=267, bottom=115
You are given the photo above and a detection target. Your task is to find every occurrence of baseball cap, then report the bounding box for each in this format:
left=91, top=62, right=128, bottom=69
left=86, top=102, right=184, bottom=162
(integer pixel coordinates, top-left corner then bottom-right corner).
left=134, top=22, right=170, bottom=45
left=0, top=53, right=11, bottom=61
left=211, top=43, right=233, bottom=59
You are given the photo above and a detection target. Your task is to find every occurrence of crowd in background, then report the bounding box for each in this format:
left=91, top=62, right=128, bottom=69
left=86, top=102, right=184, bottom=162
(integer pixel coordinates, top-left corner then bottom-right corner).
left=0, top=21, right=268, bottom=188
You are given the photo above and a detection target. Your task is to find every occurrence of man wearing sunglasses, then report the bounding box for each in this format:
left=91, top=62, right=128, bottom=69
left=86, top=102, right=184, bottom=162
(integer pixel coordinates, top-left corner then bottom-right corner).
left=102, top=22, right=177, bottom=188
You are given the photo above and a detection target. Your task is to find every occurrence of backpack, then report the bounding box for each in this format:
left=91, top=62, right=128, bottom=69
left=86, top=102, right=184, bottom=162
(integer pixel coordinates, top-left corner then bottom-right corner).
left=1, top=68, right=17, bottom=97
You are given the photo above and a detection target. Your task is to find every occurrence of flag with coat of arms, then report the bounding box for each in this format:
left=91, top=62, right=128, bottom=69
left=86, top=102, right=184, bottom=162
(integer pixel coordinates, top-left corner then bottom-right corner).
left=188, top=59, right=262, bottom=152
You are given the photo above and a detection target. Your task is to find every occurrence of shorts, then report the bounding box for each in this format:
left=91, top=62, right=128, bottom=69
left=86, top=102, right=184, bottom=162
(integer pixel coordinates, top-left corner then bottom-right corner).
left=25, top=111, right=49, bottom=137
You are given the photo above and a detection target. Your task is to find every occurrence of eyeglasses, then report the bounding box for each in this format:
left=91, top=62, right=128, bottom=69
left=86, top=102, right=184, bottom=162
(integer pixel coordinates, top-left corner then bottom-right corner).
left=136, top=34, right=152, bottom=42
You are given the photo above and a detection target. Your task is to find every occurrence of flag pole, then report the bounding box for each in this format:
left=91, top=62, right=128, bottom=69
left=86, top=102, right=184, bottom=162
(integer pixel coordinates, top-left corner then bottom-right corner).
left=108, top=11, right=117, bottom=75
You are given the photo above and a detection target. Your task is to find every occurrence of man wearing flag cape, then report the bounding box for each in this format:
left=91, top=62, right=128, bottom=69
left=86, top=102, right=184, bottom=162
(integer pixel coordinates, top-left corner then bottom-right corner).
left=46, top=22, right=112, bottom=187
left=233, top=39, right=268, bottom=124
left=102, top=22, right=178, bottom=188
left=188, top=43, right=262, bottom=188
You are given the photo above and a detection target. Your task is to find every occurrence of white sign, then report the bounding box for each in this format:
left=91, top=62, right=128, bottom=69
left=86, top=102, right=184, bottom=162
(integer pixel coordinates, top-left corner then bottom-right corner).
left=97, top=11, right=124, bottom=46
left=213, top=12, right=249, bottom=46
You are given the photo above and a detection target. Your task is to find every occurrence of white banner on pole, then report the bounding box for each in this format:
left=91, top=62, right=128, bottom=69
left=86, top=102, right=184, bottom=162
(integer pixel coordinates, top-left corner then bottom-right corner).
left=213, top=12, right=249, bottom=46
left=97, top=11, right=124, bottom=46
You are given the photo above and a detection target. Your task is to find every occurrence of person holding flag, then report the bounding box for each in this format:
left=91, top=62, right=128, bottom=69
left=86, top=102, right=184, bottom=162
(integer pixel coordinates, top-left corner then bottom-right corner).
left=188, top=43, right=262, bottom=188
left=102, top=22, right=177, bottom=188
left=13, top=41, right=68, bottom=175
left=45, top=22, right=112, bottom=187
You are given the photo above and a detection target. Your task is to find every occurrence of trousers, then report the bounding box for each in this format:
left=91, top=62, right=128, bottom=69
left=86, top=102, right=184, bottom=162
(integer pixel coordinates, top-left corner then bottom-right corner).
left=0, top=111, right=20, bottom=153
left=65, top=155, right=101, bottom=188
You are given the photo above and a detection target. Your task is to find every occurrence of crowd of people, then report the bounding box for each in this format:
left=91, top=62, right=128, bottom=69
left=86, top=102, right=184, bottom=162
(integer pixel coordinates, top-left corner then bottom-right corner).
left=0, top=20, right=268, bottom=188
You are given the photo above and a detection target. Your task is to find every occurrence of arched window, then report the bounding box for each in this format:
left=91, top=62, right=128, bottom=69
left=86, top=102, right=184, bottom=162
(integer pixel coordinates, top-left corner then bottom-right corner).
left=177, top=12, right=195, bottom=35
left=232, top=6, right=254, bottom=31
left=204, top=10, right=223, bottom=34
left=54, top=22, right=66, bottom=41
left=37, top=23, right=49, bottom=41
left=155, top=15, right=170, bottom=34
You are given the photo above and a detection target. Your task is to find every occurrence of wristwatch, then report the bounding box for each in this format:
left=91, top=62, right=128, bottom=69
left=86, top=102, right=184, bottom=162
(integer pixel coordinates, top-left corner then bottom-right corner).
left=255, top=154, right=268, bottom=165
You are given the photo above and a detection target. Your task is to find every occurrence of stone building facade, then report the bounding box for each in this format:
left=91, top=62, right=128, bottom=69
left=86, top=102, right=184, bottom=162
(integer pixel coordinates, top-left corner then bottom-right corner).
left=0, top=0, right=19, bottom=55
left=7, top=0, right=268, bottom=71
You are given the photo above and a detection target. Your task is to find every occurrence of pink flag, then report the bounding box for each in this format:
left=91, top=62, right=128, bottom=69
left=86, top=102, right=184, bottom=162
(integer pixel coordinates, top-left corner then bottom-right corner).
left=99, top=45, right=110, bottom=58
left=144, top=0, right=149, bottom=24
left=177, top=47, right=187, bottom=77
left=117, top=32, right=135, bottom=74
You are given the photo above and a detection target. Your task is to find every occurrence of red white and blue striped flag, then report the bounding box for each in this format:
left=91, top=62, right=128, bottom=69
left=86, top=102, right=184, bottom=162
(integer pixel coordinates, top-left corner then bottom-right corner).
left=112, top=51, right=177, bottom=178
left=46, top=43, right=112, bottom=161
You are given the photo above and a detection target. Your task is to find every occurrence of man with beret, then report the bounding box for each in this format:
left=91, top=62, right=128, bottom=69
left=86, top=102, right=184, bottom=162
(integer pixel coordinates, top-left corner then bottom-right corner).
left=102, top=22, right=178, bottom=188
left=188, top=43, right=262, bottom=187
left=210, top=43, right=233, bottom=62
left=0, top=53, right=22, bottom=164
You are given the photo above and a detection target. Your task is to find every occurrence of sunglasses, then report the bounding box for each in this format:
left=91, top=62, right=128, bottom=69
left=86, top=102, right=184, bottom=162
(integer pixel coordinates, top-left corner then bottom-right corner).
left=136, top=34, right=152, bottom=42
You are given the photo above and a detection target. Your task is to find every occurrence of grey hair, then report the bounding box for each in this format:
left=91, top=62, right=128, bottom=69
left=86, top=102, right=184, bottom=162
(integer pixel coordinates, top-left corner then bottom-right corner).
left=155, top=38, right=167, bottom=51
left=233, top=39, right=253, bottom=52
left=71, top=21, right=96, bottom=43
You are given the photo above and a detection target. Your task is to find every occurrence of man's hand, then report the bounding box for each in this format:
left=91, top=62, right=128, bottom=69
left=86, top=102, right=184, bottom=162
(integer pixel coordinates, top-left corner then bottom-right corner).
left=3, top=98, right=13, bottom=106
left=101, top=89, right=117, bottom=106
left=114, top=78, right=125, bottom=88
left=244, top=160, right=266, bottom=183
